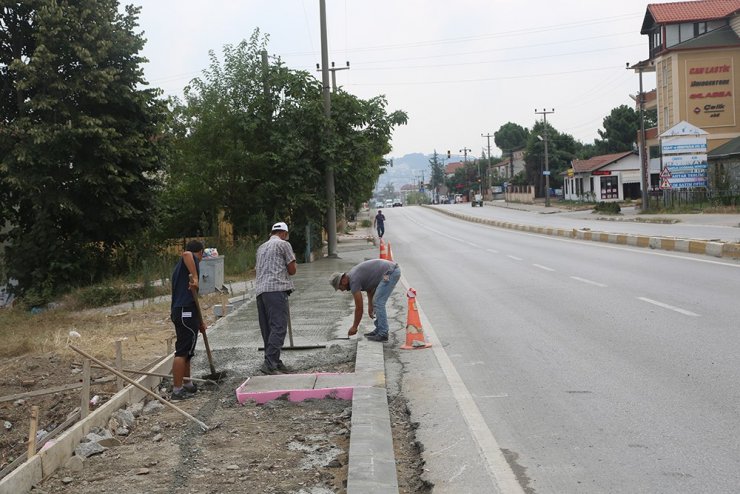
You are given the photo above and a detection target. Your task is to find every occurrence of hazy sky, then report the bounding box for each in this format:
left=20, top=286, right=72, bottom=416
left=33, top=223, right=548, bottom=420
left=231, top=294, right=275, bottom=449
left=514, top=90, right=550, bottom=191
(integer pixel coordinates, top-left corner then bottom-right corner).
left=129, top=0, right=658, bottom=159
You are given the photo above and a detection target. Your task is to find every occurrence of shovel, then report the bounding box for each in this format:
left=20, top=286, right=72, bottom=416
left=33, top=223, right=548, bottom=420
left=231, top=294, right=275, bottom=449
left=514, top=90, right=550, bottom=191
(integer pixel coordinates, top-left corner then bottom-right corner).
left=190, top=275, right=228, bottom=382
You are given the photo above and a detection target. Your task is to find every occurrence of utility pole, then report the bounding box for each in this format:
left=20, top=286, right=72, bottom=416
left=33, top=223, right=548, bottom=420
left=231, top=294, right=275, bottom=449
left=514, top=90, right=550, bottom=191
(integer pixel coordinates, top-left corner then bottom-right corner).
left=319, top=0, right=337, bottom=257
left=627, top=61, right=650, bottom=209
left=535, top=108, right=555, bottom=207
left=482, top=133, right=493, bottom=196
left=316, top=61, right=350, bottom=92
left=460, top=147, right=472, bottom=193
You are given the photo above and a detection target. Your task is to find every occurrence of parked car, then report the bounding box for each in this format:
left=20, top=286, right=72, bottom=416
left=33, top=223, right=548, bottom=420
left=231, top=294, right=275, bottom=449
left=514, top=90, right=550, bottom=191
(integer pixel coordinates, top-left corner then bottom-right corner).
left=374, top=201, right=384, bottom=208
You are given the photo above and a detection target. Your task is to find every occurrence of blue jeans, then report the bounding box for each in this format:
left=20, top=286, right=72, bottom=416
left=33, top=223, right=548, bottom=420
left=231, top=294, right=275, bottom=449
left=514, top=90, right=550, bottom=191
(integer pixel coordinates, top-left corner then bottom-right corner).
left=373, top=265, right=400, bottom=337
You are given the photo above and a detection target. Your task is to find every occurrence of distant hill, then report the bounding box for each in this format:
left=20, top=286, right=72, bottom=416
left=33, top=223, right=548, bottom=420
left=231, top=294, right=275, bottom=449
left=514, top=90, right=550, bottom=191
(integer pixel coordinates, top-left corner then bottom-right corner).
left=377, top=152, right=464, bottom=191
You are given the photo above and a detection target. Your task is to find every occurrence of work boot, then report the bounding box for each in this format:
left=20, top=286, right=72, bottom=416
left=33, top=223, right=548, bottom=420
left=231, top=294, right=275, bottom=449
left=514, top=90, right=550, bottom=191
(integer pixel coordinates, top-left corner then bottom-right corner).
left=260, top=362, right=280, bottom=375
left=363, top=330, right=377, bottom=338
left=366, top=334, right=388, bottom=342
left=170, top=388, right=192, bottom=401
left=183, top=382, right=198, bottom=394
left=276, top=362, right=291, bottom=374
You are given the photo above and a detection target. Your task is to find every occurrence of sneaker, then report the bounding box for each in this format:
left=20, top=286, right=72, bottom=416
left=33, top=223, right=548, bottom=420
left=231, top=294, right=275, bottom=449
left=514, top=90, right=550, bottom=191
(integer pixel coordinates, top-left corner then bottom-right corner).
left=183, top=382, right=198, bottom=394
left=170, top=388, right=192, bottom=401
left=363, top=330, right=377, bottom=338
left=260, top=362, right=280, bottom=375
left=366, top=334, right=388, bottom=342
left=276, top=362, right=291, bottom=373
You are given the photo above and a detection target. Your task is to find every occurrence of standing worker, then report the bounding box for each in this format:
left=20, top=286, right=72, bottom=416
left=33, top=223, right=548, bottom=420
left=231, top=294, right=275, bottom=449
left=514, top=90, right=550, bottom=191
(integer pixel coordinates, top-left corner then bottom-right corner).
left=374, top=209, right=386, bottom=238
left=255, top=221, right=297, bottom=375
left=170, top=239, right=206, bottom=401
left=330, top=258, right=400, bottom=342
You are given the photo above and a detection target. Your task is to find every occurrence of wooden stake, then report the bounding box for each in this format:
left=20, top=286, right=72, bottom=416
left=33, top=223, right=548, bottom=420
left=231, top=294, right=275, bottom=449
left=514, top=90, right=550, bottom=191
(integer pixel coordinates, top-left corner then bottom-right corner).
left=80, top=359, right=90, bottom=419
left=68, top=345, right=209, bottom=432
left=27, top=406, right=39, bottom=458
left=115, top=340, right=124, bottom=391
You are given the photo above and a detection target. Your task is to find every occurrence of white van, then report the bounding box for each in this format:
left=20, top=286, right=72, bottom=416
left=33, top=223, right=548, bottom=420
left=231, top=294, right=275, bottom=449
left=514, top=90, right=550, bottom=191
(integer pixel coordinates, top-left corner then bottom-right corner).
left=385, top=199, right=393, bottom=208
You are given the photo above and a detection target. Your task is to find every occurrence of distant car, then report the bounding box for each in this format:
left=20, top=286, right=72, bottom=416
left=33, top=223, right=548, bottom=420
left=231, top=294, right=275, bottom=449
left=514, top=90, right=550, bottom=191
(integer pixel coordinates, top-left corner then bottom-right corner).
left=385, top=199, right=393, bottom=208
left=392, top=199, right=403, bottom=207
left=375, top=201, right=384, bottom=208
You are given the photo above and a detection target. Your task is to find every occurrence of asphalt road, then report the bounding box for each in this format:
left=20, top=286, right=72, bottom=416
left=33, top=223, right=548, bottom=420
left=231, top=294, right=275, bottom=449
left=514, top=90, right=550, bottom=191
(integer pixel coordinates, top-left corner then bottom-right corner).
left=439, top=201, right=740, bottom=242
left=387, top=205, right=740, bottom=494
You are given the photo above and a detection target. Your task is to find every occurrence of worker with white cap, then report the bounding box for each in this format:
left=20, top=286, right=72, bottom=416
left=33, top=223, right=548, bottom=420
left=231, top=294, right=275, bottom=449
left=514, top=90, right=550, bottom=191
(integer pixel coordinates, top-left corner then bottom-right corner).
left=255, top=221, right=297, bottom=374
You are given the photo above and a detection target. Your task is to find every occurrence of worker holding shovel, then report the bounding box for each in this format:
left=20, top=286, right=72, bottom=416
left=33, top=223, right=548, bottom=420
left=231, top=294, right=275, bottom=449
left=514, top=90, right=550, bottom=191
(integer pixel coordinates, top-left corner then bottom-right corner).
left=170, top=240, right=206, bottom=400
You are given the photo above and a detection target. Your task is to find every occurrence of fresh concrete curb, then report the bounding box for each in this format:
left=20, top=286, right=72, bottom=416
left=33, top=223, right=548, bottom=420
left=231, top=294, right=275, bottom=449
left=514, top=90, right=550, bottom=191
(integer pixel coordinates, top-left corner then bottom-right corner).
left=424, top=205, right=740, bottom=259
left=347, top=338, right=398, bottom=494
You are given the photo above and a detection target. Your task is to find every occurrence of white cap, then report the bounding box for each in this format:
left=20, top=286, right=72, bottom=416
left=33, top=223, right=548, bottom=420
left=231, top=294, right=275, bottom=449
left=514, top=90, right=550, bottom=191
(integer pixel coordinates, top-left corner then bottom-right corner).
left=272, top=222, right=289, bottom=232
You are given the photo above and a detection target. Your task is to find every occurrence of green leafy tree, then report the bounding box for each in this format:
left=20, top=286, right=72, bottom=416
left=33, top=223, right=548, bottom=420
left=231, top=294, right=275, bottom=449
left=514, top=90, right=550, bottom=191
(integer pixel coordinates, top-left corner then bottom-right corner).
left=494, top=122, right=529, bottom=155
left=524, top=121, right=579, bottom=196
left=167, top=30, right=406, bottom=256
left=0, top=1, right=168, bottom=302
left=428, top=151, right=445, bottom=199
left=595, top=104, right=639, bottom=154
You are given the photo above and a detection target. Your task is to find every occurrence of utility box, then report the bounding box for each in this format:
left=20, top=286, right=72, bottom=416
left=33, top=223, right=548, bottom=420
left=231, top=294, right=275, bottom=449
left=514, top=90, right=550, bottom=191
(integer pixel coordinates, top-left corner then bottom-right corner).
left=199, top=256, right=224, bottom=293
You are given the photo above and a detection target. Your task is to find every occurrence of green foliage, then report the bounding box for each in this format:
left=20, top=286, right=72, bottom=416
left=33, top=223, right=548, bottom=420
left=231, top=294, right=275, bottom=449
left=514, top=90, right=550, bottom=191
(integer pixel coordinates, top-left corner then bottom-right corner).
left=165, top=30, right=406, bottom=254
left=428, top=151, right=445, bottom=192
left=523, top=121, right=579, bottom=196
left=0, top=1, right=169, bottom=302
left=593, top=201, right=621, bottom=214
left=494, top=123, right=529, bottom=152
left=595, top=105, right=639, bottom=154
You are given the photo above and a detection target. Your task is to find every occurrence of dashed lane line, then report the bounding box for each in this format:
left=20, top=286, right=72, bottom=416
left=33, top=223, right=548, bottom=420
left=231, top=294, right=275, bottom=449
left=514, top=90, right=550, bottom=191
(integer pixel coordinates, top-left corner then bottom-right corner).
left=637, top=297, right=700, bottom=317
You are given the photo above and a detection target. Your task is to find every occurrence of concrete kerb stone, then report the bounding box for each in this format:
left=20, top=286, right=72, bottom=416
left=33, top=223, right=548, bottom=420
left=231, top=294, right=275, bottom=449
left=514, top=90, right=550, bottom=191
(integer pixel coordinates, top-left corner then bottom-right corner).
left=422, top=205, right=740, bottom=259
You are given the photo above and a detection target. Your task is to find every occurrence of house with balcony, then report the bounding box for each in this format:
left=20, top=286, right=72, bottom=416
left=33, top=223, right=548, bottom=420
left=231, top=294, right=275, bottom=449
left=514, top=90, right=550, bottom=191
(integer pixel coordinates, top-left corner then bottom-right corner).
left=638, top=0, right=740, bottom=188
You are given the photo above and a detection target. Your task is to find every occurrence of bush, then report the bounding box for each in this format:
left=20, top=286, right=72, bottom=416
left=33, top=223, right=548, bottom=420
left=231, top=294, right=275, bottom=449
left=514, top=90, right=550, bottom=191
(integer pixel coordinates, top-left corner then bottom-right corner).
left=593, top=202, right=621, bottom=214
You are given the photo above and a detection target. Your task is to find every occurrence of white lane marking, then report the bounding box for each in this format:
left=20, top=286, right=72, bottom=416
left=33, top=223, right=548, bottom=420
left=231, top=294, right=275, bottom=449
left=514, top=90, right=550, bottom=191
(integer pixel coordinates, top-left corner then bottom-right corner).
left=533, top=264, right=555, bottom=272
left=507, top=255, right=523, bottom=261
left=570, top=276, right=607, bottom=288
left=400, top=274, right=525, bottom=494
left=465, top=241, right=480, bottom=248
left=486, top=248, right=499, bottom=254
left=638, top=297, right=700, bottom=317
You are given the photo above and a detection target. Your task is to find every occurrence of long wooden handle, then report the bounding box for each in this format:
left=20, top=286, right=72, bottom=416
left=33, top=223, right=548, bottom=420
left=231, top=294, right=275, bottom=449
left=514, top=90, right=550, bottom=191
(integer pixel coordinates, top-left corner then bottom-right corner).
left=189, top=275, right=217, bottom=375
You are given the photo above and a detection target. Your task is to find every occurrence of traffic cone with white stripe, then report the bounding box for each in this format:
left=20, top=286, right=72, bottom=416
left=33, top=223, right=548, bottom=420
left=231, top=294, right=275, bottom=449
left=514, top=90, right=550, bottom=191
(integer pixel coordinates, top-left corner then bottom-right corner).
left=379, top=238, right=389, bottom=260
left=400, top=288, right=431, bottom=350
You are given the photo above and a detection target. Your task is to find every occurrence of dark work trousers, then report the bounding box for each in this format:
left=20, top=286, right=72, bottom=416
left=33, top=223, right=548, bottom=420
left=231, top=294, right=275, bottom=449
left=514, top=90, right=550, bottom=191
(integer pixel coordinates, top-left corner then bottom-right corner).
left=257, top=291, right=289, bottom=369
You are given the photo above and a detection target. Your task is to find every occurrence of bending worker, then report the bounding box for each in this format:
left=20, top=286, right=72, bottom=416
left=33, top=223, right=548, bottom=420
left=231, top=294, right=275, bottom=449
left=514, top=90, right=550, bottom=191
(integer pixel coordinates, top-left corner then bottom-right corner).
left=330, top=258, right=400, bottom=342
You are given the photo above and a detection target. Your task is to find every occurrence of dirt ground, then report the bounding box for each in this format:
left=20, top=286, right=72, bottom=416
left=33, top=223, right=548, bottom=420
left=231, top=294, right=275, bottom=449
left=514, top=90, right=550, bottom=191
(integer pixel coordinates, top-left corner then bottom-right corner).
left=0, top=294, right=430, bottom=493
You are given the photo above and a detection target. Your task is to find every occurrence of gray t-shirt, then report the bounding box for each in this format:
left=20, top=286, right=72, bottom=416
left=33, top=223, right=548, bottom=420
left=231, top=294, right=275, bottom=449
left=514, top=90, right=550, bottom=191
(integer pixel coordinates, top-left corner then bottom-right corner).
left=348, top=259, right=397, bottom=294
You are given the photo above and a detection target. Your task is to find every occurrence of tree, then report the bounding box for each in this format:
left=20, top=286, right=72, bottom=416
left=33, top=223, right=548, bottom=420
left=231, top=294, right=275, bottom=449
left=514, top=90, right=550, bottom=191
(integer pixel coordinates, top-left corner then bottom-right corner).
left=524, top=121, right=579, bottom=196
left=494, top=122, right=529, bottom=154
left=428, top=151, right=445, bottom=200
left=167, top=30, right=406, bottom=255
left=594, top=104, right=640, bottom=154
left=0, top=1, right=169, bottom=302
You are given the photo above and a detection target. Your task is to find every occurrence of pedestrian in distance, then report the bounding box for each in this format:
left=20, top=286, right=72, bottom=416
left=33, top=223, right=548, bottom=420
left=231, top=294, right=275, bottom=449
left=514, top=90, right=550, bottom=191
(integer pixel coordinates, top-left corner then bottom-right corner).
left=330, top=258, right=400, bottom=342
left=374, top=209, right=386, bottom=238
left=170, top=239, right=206, bottom=401
left=255, top=221, right=297, bottom=375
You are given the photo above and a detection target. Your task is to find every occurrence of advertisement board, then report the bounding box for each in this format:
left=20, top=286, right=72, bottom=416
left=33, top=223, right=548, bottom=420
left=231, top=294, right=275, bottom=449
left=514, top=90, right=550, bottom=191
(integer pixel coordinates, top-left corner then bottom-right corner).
left=685, top=57, right=735, bottom=128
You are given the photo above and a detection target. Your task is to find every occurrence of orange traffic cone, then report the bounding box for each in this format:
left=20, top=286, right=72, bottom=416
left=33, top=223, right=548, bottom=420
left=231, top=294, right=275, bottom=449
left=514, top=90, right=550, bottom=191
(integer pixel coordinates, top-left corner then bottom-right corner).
left=400, top=288, right=431, bottom=350
left=386, top=241, right=393, bottom=261
left=379, top=238, right=388, bottom=260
